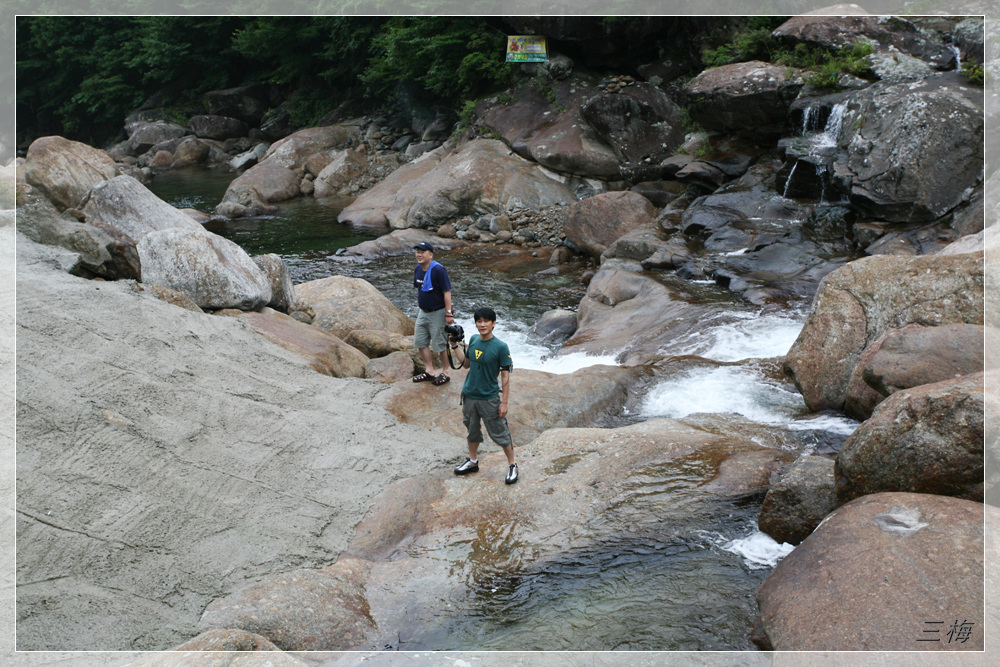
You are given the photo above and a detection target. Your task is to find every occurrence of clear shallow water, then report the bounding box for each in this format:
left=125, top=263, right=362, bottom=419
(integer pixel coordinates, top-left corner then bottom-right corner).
left=149, top=167, right=852, bottom=651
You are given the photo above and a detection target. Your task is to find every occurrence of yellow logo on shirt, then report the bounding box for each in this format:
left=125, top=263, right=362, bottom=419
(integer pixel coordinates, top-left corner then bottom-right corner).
left=475, top=349, right=483, bottom=359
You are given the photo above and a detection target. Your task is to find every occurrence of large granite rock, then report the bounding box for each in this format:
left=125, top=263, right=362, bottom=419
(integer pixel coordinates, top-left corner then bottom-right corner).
left=262, top=125, right=360, bottom=171
left=216, top=309, right=368, bottom=378
left=563, top=190, right=658, bottom=259
left=481, top=79, right=621, bottom=179
left=784, top=252, right=984, bottom=412
left=17, top=197, right=140, bottom=280
left=838, top=80, right=984, bottom=223
left=22, top=136, right=119, bottom=211
left=684, top=61, right=804, bottom=137
left=188, top=114, right=250, bottom=141
left=123, top=121, right=189, bottom=156
left=137, top=228, right=273, bottom=310
left=294, top=275, right=414, bottom=340
left=313, top=148, right=367, bottom=198
left=753, top=492, right=984, bottom=651
left=82, top=175, right=203, bottom=241
left=757, top=455, right=836, bottom=545
left=203, top=84, right=271, bottom=125
left=252, top=253, right=296, bottom=312
left=579, top=81, right=687, bottom=165
left=339, top=140, right=576, bottom=230
left=198, top=559, right=374, bottom=651
left=835, top=372, right=984, bottom=504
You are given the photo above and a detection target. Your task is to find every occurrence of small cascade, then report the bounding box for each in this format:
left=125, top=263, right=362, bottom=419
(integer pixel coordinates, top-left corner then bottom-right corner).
left=780, top=100, right=849, bottom=202
left=948, top=41, right=962, bottom=69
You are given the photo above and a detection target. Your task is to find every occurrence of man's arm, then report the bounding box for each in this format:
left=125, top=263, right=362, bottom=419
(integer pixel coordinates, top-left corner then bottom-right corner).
left=444, top=289, right=454, bottom=322
left=499, top=369, right=510, bottom=418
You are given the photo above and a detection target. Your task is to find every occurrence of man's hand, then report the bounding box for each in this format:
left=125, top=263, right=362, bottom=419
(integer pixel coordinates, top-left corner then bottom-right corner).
left=499, top=403, right=508, bottom=419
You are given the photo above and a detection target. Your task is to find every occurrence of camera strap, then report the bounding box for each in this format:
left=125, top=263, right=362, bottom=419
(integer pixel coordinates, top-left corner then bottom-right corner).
left=447, top=342, right=466, bottom=370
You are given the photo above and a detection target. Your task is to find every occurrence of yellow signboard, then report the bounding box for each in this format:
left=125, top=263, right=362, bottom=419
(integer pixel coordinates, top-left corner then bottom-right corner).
left=506, top=35, right=547, bottom=63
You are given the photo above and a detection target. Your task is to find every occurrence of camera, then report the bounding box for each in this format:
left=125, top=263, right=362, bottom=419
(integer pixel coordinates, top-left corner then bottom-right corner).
left=445, top=323, right=464, bottom=342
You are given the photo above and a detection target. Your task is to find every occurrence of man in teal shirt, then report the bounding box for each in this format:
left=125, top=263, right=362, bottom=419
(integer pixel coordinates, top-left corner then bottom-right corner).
left=449, top=307, right=518, bottom=484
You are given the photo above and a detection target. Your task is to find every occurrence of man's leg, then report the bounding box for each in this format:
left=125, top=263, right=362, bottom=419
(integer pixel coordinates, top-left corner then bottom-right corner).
left=468, top=441, right=480, bottom=461
left=501, top=443, right=515, bottom=465
left=419, top=346, right=436, bottom=376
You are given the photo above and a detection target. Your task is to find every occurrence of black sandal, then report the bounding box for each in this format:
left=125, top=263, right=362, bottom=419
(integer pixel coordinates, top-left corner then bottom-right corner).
left=412, top=372, right=434, bottom=382
left=432, top=374, right=451, bottom=386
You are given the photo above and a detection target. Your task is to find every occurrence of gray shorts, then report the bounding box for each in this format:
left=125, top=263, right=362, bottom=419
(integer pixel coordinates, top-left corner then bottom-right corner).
left=462, top=394, right=512, bottom=448
left=414, top=308, right=447, bottom=353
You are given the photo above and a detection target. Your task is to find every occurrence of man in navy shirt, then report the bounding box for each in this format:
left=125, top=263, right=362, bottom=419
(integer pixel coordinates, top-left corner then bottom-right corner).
left=412, top=242, right=455, bottom=386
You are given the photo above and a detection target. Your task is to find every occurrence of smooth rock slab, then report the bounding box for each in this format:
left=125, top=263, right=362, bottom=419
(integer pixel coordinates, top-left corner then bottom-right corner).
left=753, top=492, right=983, bottom=651
left=835, top=372, right=985, bottom=504
left=138, top=228, right=272, bottom=310
left=563, top=190, right=658, bottom=259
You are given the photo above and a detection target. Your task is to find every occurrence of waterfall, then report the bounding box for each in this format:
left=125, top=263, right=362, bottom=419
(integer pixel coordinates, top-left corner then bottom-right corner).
left=783, top=161, right=798, bottom=198
left=816, top=101, right=847, bottom=149
left=948, top=42, right=962, bottom=69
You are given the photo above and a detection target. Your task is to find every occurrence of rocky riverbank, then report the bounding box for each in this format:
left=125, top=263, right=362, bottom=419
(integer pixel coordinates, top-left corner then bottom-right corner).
left=11, top=11, right=996, bottom=657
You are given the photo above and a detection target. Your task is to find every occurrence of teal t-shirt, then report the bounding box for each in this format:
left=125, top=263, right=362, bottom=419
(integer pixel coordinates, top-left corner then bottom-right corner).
left=461, top=334, right=513, bottom=400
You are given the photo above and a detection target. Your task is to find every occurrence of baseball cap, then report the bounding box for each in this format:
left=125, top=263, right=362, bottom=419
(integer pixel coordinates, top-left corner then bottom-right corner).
left=413, top=242, right=435, bottom=252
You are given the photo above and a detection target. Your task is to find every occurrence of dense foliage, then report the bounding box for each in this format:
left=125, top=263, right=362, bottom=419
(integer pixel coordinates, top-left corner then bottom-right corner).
left=17, top=16, right=517, bottom=146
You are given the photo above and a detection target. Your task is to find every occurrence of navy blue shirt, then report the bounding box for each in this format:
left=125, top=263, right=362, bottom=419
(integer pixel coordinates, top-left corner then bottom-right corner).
left=414, top=261, right=451, bottom=311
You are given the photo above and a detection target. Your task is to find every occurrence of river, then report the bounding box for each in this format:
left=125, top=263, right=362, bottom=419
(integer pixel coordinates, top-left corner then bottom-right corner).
left=149, top=166, right=857, bottom=651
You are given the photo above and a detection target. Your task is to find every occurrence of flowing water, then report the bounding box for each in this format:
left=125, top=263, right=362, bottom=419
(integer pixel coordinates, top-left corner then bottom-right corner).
left=150, top=168, right=857, bottom=650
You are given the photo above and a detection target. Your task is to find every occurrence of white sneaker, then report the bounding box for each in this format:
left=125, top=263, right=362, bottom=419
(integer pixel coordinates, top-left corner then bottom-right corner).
left=454, top=458, right=479, bottom=475
left=505, top=463, right=518, bottom=485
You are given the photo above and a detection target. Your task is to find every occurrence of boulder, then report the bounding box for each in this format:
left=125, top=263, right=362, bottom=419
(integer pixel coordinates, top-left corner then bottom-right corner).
left=262, top=125, right=360, bottom=172
left=579, top=82, right=687, bottom=164
left=137, top=228, right=272, bottom=310
left=684, top=61, right=804, bottom=137
left=252, top=254, right=296, bottom=312
left=149, top=150, right=173, bottom=169
left=227, top=163, right=300, bottom=204
left=365, top=351, right=419, bottom=383
left=216, top=309, right=369, bottom=378
left=203, top=84, right=271, bottom=125
left=82, top=175, right=203, bottom=241
left=294, top=275, right=414, bottom=340
left=835, top=372, right=985, bottom=504
left=341, top=329, right=415, bottom=359
left=562, top=259, right=720, bottom=362
left=188, top=114, right=250, bottom=141
left=772, top=14, right=956, bottom=69
left=170, top=137, right=211, bottom=168
left=336, top=228, right=466, bottom=260
left=838, top=80, right=983, bottom=223
left=481, top=79, right=621, bottom=178
left=198, top=559, right=374, bottom=651
left=337, top=151, right=445, bottom=227
left=374, top=362, right=651, bottom=444
left=17, top=198, right=141, bottom=280
left=124, top=121, right=188, bottom=156
left=564, top=191, right=658, bottom=259
left=229, top=143, right=270, bottom=172
left=758, top=455, right=836, bottom=545
left=529, top=309, right=578, bottom=344
left=784, top=252, right=984, bottom=412
left=753, top=493, right=984, bottom=651
left=313, top=149, right=367, bottom=198
left=23, top=136, right=119, bottom=211
left=339, top=140, right=576, bottom=230
left=860, top=323, right=988, bottom=398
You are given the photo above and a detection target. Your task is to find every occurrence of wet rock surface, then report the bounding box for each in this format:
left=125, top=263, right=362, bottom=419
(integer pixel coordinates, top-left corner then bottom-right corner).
left=753, top=492, right=984, bottom=651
